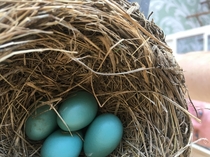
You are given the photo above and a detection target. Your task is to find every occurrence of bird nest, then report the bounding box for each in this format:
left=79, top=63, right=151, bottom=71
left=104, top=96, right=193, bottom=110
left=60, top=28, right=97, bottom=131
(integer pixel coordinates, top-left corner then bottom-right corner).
left=0, top=0, right=192, bottom=156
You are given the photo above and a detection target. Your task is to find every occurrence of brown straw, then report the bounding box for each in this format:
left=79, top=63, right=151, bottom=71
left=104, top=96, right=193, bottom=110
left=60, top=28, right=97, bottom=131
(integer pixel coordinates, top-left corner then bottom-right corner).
left=0, top=0, right=192, bottom=156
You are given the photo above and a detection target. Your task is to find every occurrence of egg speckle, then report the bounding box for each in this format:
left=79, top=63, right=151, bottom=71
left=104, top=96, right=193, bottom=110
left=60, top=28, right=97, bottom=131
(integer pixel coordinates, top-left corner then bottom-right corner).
left=84, top=113, right=123, bottom=157
left=41, top=129, right=83, bottom=157
left=25, top=105, right=57, bottom=141
left=57, top=90, right=98, bottom=131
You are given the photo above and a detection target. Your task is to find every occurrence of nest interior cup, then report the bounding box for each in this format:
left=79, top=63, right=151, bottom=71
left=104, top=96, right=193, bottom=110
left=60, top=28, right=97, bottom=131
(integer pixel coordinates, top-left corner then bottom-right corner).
left=0, top=0, right=192, bottom=157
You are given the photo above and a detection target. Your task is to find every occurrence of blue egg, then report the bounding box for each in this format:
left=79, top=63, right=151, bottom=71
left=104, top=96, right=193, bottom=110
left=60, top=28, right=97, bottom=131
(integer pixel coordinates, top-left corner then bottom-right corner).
left=25, top=105, right=57, bottom=141
left=41, top=129, right=83, bottom=157
left=84, top=113, right=123, bottom=157
left=57, top=90, right=98, bottom=131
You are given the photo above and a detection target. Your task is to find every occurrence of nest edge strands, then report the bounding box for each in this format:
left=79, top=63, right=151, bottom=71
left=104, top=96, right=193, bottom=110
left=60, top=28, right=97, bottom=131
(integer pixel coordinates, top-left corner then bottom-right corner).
left=0, top=0, right=192, bottom=156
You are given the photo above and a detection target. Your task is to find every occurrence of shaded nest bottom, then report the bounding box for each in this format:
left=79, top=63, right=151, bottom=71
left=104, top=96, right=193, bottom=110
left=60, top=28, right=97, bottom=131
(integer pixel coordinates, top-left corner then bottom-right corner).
left=0, top=0, right=192, bottom=157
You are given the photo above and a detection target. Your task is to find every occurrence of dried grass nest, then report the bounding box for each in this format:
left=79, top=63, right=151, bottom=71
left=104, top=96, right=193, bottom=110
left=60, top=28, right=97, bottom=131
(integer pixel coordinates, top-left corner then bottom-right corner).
left=0, top=0, right=192, bottom=156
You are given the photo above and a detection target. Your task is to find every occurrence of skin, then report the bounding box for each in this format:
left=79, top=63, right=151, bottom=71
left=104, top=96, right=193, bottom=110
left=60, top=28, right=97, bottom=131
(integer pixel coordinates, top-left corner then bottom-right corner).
left=176, top=52, right=210, bottom=148
left=176, top=52, right=210, bottom=103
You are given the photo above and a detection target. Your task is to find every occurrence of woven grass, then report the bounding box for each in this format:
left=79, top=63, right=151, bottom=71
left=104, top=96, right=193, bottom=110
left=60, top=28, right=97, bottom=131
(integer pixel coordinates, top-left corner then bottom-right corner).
left=0, top=0, right=192, bottom=156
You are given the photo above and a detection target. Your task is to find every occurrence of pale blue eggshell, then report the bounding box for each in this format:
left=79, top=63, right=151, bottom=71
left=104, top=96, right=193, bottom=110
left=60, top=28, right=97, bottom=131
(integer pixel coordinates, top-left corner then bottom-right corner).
left=25, top=105, right=57, bottom=141
left=41, top=129, right=83, bottom=157
left=84, top=113, right=123, bottom=157
left=57, top=90, right=98, bottom=131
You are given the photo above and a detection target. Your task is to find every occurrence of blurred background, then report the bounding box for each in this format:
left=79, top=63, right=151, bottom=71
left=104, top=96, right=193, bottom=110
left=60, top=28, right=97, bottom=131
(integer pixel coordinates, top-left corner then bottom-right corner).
left=149, top=0, right=210, bottom=34
left=149, top=0, right=210, bottom=55
left=130, top=0, right=210, bottom=55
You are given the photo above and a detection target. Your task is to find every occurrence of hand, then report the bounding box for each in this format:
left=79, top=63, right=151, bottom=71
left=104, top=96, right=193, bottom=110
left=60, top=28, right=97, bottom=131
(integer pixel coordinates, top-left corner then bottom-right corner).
left=188, top=100, right=210, bottom=148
